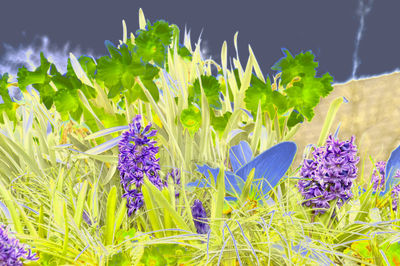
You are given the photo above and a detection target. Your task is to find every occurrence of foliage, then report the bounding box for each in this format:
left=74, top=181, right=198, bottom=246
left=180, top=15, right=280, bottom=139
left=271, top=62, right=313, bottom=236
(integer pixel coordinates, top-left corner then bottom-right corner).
left=0, top=7, right=399, bottom=266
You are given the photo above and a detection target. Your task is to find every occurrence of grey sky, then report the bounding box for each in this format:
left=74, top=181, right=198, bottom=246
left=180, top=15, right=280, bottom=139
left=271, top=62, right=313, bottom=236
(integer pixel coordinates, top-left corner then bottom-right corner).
left=0, top=0, right=399, bottom=83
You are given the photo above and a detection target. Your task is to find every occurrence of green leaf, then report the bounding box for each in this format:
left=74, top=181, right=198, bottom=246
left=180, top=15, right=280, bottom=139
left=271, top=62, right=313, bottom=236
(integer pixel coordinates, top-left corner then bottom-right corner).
left=192, top=75, right=222, bottom=109
left=244, top=74, right=276, bottom=119
left=32, top=83, right=56, bottom=109
left=269, top=49, right=334, bottom=121
left=105, top=40, right=122, bottom=60
left=0, top=73, right=19, bottom=123
left=96, top=56, right=123, bottom=88
left=121, top=71, right=136, bottom=91
left=107, top=83, right=123, bottom=99
left=134, top=31, right=167, bottom=67
left=17, top=52, right=51, bottom=91
left=77, top=55, right=97, bottom=80
left=108, top=253, right=131, bottom=266
left=140, top=78, right=159, bottom=102
left=271, top=49, right=318, bottom=86
left=148, top=20, right=174, bottom=45
left=180, top=104, right=201, bottom=136
left=125, top=81, right=145, bottom=105
left=287, top=110, right=304, bottom=129
left=133, top=19, right=173, bottom=67
left=210, top=111, right=232, bottom=137
left=54, top=88, right=79, bottom=120
left=178, top=45, right=192, bottom=61
left=233, top=68, right=242, bottom=90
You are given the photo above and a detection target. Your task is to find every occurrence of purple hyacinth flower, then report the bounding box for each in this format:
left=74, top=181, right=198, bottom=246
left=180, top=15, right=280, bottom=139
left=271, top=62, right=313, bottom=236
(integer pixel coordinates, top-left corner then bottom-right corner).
left=391, top=170, right=400, bottom=211
left=297, top=135, right=359, bottom=215
left=371, top=161, right=386, bottom=192
left=163, top=168, right=181, bottom=198
left=0, top=224, right=39, bottom=265
left=118, top=115, right=164, bottom=216
left=191, top=199, right=210, bottom=234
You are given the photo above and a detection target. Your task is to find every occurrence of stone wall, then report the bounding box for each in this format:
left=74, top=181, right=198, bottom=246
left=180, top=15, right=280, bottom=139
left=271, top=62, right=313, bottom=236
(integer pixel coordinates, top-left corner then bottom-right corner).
left=291, top=71, right=400, bottom=182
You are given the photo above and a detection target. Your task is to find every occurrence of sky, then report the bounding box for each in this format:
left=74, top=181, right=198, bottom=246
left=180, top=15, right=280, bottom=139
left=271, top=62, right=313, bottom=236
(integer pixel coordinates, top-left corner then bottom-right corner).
left=0, top=0, right=399, bottom=85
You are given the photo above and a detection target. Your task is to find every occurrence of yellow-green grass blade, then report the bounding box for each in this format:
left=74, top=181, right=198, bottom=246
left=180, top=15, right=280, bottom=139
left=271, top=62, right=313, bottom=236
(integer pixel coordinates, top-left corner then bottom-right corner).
left=122, top=19, right=127, bottom=44
left=240, top=168, right=256, bottom=204
left=317, top=97, right=344, bottom=147
left=0, top=179, right=22, bottom=233
left=250, top=101, right=262, bottom=153
left=141, top=181, right=164, bottom=238
left=136, top=76, right=185, bottom=163
left=69, top=52, right=94, bottom=88
left=38, top=205, right=46, bottom=238
left=74, top=180, right=88, bottom=230
left=85, top=126, right=128, bottom=141
left=143, top=178, right=191, bottom=232
left=105, top=186, right=117, bottom=246
left=212, top=161, right=226, bottom=237
left=162, top=188, right=173, bottom=235
left=220, top=41, right=232, bottom=113
left=235, top=50, right=253, bottom=111
left=77, top=89, right=105, bottom=131
left=138, top=8, right=146, bottom=30
left=114, top=198, right=127, bottom=236
left=1, top=134, right=43, bottom=178
left=179, top=167, right=196, bottom=233
left=101, top=164, right=117, bottom=186
left=53, top=167, right=66, bottom=230
left=16, top=204, right=38, bottom=237
left=248, top=44, right=265, bottom=83
left=62, top=201, right=69, bottom=255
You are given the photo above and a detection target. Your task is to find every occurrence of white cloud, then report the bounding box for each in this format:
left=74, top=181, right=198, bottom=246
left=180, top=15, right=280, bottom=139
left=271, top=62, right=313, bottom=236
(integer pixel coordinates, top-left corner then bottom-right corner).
left=0, top=35, right=100, bottom=83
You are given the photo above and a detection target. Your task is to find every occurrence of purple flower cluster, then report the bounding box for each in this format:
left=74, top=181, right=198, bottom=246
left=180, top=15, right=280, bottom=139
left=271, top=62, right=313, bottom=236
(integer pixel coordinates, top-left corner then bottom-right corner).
left=0, top=224, right=38, bottom=265
left=391, top=182, right=400, bottom=212
left=371, top=161, right=386, bottom=191
left=118, top=115, right=164, bottom=216
left=297, top=135, right=360, bottom=215
left=163, top=168, right=181, bottom=198
left=191, top=199, right=210, bottom=234
left=368, top=160, right=400, bottom=211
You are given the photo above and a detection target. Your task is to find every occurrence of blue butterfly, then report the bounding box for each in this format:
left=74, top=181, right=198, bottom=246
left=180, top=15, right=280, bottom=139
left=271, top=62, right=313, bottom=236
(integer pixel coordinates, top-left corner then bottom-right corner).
left=186, top=140, right=297, bottom=204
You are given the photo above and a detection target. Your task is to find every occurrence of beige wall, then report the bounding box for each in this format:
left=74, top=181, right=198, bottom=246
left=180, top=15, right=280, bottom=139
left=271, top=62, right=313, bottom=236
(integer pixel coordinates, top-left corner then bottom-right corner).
left=291, top=71, right=400, bottom=182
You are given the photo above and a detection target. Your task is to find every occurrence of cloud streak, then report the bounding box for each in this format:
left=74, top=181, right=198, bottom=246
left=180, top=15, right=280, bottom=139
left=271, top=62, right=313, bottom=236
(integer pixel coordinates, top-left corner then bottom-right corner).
left=351, top=0, right=374, bottom=80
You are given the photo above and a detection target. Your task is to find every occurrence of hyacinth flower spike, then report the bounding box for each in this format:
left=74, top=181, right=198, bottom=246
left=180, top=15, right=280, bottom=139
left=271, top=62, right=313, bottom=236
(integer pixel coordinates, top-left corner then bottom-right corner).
left=0, top=224, right=39, bottom=265
left=118, top=114, right=163, bottom=216
left=186, top=140, right=297, bottom=206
